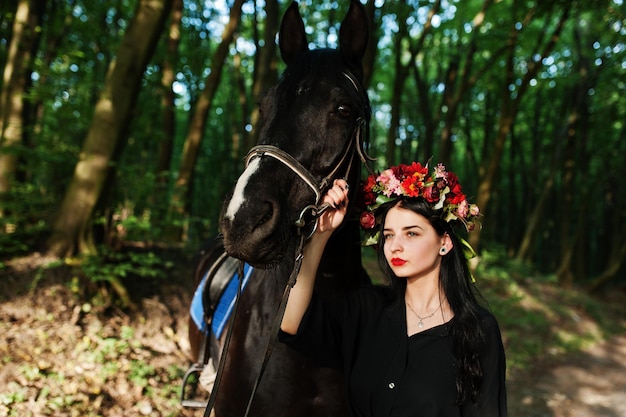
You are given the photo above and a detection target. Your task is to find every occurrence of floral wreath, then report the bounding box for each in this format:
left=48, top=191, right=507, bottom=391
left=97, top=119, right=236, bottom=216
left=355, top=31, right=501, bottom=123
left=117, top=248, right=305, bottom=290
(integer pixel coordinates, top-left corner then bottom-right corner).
left=358, top=161, right=480, bottom=258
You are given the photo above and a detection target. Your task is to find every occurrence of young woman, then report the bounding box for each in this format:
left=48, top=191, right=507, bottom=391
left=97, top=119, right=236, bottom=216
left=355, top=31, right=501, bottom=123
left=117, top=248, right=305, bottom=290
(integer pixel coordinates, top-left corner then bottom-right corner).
left=280, top=162, right=507, bottom=417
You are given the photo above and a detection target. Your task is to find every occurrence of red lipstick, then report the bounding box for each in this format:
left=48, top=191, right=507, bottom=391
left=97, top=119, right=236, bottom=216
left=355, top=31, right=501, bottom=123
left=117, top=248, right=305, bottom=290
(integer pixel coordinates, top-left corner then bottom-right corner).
left=391, top=258, right=406, bottom=266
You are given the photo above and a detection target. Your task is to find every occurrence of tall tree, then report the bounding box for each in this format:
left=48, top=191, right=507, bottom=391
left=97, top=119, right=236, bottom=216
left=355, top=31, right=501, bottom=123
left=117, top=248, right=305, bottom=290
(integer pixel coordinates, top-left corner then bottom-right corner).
left=167, top=0, right=245, bottom=239
left=244, top=0, right=279, bottom=153
left=469, top=4, right=570, bottom=251
left=149, top=0, right=183, bottom=226
left=156, top=0, right=183, bottom=182
left=46, top=0, right=174, bottom=257
left=0, top=0, right=44, bottom=209
left=436, top=0, right=494, bottom=166
left=554, top=24, right=596, bottom=286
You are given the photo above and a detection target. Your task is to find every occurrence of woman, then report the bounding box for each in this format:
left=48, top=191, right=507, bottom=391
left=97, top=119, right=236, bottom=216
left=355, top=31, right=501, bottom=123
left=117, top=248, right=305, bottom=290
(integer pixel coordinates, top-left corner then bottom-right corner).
left=280, top=162, right=507, bottom=417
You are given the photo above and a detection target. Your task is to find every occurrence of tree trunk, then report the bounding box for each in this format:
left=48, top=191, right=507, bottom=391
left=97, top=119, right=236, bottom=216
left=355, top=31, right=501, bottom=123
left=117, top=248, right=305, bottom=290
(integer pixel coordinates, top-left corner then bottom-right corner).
left=437, top=0, right=492, bottom=166
left=362, top=0, right=378, bottom=89
left=387, top=0, right=440, bottom=165
left=385, top=3, right=411, bottom=166
left=555, top=26, right=595, bottom=286
left=167, top=0, right=245, bottom=238
left=245, top=0, right=279, bottom=153
left=47, top=0, right=173, bottom=257
left=469, top=6, right=570, bottom=252
left=0, top=0, right=43, bottom=207
left=516, top=91, right=561, bottom=263
left=151, top=0, right=182, bottom=226
left=156, top=0, right=183, bottom=179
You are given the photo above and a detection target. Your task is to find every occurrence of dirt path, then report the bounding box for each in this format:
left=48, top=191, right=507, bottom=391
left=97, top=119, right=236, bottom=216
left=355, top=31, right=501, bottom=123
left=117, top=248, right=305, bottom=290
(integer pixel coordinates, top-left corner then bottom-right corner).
left=507, top=335, right=626, bottom=417
left=1, top=253, right=625, bottom=416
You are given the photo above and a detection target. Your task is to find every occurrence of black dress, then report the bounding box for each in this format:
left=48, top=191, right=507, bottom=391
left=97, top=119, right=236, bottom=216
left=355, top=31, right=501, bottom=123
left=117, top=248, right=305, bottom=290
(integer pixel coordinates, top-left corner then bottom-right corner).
left=279, top=285, right=508, bottom=417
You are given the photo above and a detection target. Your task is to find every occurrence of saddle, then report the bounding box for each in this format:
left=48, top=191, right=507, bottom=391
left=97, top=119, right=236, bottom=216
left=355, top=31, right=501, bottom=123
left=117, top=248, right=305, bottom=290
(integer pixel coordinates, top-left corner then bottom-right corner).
left=182, top=245, right=253, bottom=408
left=190, top=253, right=253, bottom=338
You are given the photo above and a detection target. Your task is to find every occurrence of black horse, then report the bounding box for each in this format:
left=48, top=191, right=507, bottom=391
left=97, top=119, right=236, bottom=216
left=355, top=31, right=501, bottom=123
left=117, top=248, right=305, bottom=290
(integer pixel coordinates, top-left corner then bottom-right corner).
left=186, top=1, right=372, bottom=415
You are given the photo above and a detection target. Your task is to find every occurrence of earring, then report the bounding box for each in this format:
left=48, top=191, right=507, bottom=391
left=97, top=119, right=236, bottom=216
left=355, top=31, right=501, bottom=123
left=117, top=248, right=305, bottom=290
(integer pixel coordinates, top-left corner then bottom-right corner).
left=440, top=247, right=446, bottom=254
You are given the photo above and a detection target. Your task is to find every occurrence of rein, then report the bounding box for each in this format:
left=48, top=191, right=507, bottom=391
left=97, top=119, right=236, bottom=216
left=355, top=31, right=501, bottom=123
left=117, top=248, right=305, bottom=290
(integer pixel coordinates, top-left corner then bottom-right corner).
left=202, top=71, right=372, bottom=417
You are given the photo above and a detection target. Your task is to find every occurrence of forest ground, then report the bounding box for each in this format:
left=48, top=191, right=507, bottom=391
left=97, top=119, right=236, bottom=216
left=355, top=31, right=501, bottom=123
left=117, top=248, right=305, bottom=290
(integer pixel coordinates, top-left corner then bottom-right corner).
left=1, top=251, right=625, bottom=417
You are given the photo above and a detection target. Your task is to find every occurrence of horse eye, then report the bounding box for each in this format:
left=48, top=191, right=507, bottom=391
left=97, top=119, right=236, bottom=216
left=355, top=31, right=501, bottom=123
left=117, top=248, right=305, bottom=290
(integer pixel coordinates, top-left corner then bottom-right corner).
left=337, top=103, right=352, bottom=118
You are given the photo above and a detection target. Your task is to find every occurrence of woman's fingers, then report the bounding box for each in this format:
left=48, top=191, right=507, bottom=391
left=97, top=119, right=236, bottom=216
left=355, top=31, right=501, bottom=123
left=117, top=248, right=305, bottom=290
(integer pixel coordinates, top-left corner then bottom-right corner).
left=317, top=180, right=350, bottom=233
left=324, top=179, right=349, bottom=207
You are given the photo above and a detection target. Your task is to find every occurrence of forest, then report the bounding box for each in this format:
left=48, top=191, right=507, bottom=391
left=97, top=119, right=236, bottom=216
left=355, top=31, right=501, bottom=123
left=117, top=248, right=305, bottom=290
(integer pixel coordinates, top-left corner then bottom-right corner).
left=0, top=0, right=625, bottom=416
left=1, top=0, right=624, bottom=287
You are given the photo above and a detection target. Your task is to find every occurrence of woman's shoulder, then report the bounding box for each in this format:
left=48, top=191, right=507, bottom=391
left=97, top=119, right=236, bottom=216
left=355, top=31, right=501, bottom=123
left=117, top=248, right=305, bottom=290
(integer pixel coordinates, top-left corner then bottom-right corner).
left=342, top=284, right=397, bottom=313
left=476, top=306, right=501, bottom=323
left=475, top=306, right=505, bottom=346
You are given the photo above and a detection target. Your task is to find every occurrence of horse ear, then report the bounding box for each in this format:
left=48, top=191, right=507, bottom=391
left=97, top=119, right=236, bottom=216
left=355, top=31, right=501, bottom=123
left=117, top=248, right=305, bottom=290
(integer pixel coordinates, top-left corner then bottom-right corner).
left=339, top=0, right=369, bottom=75
left=279, top=2, right=309, bottom=65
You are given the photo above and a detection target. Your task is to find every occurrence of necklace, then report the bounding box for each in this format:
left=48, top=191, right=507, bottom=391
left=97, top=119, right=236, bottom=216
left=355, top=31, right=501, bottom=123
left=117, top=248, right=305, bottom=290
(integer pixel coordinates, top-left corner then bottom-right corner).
left=406, top=302, right=441, bottom=328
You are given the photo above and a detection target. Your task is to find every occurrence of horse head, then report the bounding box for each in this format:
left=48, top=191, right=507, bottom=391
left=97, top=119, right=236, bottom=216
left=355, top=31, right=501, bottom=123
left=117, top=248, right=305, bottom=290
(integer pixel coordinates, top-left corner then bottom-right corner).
left=219, top=0, right=370, bottom=268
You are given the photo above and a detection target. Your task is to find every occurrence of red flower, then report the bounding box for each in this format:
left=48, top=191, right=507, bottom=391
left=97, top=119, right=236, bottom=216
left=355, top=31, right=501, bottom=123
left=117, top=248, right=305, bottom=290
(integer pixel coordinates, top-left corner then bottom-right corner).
left=362, top=175, right=377, bottom=205
left=360, top=211, right=376, bottom=229
left=423, top=185, right=439, bottom=203
left=396, top=162, right=427, bottom=179
left=401, top=177, right=423, bottom=197
left=446, top=172, right=466, bottom=204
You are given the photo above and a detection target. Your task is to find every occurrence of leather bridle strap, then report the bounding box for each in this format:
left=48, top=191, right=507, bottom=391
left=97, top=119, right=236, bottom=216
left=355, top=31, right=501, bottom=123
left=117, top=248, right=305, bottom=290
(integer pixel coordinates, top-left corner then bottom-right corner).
left=242, top=233, right=305, bottom=416
left=245, top=116, right=368, bottom=200
left=245, top=144, right=323, bottom=204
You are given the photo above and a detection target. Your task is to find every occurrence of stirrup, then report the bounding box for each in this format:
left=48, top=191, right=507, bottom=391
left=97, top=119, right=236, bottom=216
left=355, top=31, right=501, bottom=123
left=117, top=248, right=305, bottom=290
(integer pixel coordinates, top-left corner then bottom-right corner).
left=180, top=362, right=208, bottom=408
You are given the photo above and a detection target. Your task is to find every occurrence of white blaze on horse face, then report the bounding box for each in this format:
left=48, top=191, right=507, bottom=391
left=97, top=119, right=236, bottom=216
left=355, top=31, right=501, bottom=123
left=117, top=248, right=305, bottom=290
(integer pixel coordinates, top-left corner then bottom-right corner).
left=224, top=157, right=261, bottom=221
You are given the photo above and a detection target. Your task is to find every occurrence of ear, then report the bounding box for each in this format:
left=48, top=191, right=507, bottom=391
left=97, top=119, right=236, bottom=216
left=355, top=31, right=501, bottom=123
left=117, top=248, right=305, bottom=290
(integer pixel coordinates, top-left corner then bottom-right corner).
left=339, top=0, right=369, bottom=77
left=279, top=2, right=309, bottom=66
left=440, top=233, right=454, bottom=255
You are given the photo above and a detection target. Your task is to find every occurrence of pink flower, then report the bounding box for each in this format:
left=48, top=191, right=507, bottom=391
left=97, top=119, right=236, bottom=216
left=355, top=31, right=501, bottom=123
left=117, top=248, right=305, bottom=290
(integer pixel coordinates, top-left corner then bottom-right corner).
left=376, top=169, right=394, bottom=185
left=433, top=163, right=447, bottom=180
left=456, top=200, right=469, bottom=218
left=376, top=169, right=401, bottom=197
left=360, top=211, right=376, bottom=229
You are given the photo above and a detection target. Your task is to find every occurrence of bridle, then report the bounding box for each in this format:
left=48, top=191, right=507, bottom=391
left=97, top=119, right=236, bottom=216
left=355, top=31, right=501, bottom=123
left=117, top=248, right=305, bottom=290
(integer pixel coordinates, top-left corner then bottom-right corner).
left=245, top=126, right=370, bottom=236
left=245, top=72, right=373, bottom=237
left=202, top=71, right=373, bottom=417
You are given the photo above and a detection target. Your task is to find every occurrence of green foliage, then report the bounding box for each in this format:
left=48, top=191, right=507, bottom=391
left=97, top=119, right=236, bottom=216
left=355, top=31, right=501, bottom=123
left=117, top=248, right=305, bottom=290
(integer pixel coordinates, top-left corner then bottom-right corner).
left=81, top=248, right=169, bottom=283
left=78, top=247, right=173, bottom=308
left=1, top=0, right=625, bottom=285
left=0, top=183, right=53, bottom=259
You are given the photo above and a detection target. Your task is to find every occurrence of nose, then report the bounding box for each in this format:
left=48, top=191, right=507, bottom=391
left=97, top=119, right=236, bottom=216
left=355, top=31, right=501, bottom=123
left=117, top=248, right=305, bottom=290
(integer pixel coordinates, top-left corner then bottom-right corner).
left=387, top=236, right=403, bottom=253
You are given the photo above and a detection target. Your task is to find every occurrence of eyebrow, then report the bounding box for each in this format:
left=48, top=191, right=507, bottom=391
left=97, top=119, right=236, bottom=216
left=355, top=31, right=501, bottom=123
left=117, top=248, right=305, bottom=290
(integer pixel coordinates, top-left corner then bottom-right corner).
left=383, top=224, right=423, bottom=232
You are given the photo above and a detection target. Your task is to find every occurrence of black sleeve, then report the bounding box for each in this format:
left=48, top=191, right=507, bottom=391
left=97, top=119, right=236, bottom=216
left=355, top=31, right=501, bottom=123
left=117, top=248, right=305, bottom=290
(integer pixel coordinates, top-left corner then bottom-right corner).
left=278, top=292, right=345, bottom=370
left=469, top=313, right=508, bottom=416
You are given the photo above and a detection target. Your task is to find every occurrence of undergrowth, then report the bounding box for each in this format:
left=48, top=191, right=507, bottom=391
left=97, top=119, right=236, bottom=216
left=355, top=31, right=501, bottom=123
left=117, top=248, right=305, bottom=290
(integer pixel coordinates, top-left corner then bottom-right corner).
left=1, top=245, right=624, bottom=416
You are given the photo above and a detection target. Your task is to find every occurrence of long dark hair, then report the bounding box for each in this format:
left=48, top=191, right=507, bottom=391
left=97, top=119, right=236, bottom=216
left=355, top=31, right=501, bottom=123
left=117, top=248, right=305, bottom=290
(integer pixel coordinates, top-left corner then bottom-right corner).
left=376, top=197, right=485, bottom=405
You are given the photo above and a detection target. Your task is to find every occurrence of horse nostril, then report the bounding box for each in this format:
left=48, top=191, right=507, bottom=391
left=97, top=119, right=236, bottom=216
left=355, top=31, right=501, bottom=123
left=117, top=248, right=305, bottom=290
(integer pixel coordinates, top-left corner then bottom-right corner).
left=255, top=202, right=274, bottom=228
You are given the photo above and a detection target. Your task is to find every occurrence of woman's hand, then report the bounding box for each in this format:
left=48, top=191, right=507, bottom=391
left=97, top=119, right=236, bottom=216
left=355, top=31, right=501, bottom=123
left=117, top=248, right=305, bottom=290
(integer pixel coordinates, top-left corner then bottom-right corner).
left=315, top=179, right=350, bottom=235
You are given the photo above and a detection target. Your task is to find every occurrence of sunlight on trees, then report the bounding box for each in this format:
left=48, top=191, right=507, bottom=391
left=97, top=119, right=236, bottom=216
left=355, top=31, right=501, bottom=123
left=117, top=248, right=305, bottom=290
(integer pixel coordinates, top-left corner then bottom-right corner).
left=0, top=0, right=624, bottom=288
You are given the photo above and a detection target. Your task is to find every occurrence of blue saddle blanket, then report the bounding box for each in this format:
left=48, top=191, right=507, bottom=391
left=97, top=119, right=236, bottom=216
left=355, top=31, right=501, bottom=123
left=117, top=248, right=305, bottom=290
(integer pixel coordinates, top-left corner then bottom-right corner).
left=190, top=262, right=253, bottom=339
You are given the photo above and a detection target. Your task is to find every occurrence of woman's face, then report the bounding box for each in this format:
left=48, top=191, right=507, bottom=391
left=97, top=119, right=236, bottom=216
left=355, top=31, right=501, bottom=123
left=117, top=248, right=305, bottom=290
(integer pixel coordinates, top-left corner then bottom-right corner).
left=382, top=205, right=446, bottom=281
